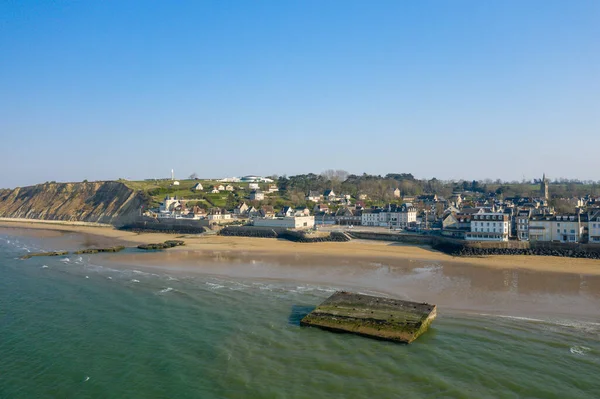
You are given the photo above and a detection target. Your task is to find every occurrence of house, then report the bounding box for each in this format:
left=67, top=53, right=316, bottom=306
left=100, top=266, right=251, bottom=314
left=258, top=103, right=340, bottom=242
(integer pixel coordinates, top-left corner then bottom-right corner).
left=211, top=187, right=220, bottom=194
left=449, top=194, right=462, bottom=207
left=465, top=212, right=511, bottom=241
left=361, top=208, right=387, bottom=227
left=278, top=206, right=295, bottom=217
left=207, top=208, right=232, bottom=221
left=189, top=206, right=207, bottom=219
left=217, top=184, right=225, bottom=191
left=294, top=207, right=311, bottom=217
left=249, top=190, right=264, bottom=201
left=358, top=193, right=368, bottom=201
left=390, top=188, right=401, bottom=198
left=247, top=206, right=259, bottom=217
left=172, top=181, right=180, bottom=186
left=516, top=209, right=533, bottom=241
left=259, top=205, right=275, bottom=218
left=335, top=207, right=362, bottom=226
left=388, top=203, right=417, bottom=229
left=225, top=184, right=234, bottom=191
left=193, top=183, right=204, bottom=191
left=159, top=195, right=182, bottom=213
left=529, top=214, right=583, bottom=243
left=306, top=191, right=323, bottom=202
left=267, top=184, right=279, bottom=193
left=314, top=204, right=330, bottom=214
left=324, top=190, right=336, bottom=201
left=248, top=183, right=260, bottom=190
left=588, top=210, right=600, bottom=243
left=234, top=202, right=249, bottom=215
left=441, top=212, right=472, bottom=239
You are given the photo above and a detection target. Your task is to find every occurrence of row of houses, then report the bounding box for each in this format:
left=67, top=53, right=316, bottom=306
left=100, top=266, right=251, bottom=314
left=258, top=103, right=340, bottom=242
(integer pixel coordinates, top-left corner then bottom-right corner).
left=192, top=182, right=278, bottom=194
left=444, top=207, right=600, bottom=243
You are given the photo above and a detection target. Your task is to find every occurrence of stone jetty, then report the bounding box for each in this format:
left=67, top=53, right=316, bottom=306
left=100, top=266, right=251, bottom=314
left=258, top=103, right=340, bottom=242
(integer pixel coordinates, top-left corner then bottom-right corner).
left=137, top=240, right=185, bottom=250
left=301, top=291, right=436, bottom=343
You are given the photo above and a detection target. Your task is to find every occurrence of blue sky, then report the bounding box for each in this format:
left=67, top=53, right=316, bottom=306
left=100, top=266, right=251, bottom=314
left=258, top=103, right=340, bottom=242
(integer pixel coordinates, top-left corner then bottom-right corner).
left=1, top=0, right=598, bottom=188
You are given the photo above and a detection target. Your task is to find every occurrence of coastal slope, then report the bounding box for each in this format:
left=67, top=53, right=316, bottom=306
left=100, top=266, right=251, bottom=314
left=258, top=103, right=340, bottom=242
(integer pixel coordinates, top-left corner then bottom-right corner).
left=0, top=181, right=146, bottom=225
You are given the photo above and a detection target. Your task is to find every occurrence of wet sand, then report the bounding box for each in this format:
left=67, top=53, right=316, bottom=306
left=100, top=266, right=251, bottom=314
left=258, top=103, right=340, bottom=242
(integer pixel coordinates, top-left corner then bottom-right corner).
left=2, top=220, right=600, bottom=276
left=3, top=221, right=600, bottom=320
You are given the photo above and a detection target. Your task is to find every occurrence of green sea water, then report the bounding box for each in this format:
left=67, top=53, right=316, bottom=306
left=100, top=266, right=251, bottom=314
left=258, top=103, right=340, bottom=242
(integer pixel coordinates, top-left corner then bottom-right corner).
left=1, top=233, right=599, bottom=398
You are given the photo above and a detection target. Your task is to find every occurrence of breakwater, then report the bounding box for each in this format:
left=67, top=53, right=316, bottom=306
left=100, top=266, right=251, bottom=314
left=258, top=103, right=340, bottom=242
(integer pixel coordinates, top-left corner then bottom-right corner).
left=120, top=218, right=206, bottom=234
left=219, top=226, right=351, bottom=243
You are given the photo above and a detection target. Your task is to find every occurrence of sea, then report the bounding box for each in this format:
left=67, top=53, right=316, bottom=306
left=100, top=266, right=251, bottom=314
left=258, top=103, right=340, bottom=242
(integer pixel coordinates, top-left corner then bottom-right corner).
left=1, top=231, right=599, bottom=399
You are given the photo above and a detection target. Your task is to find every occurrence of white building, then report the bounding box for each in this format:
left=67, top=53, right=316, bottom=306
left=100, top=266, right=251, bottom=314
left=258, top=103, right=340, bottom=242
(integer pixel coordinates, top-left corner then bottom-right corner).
left=253, top=216, right=315, bottom=230
left=193, top=183, right=203, bottom=191
left=248, top=183, right=260, bottom=190
left=589, top=210, right=600, bottom=243
left=388, top=204, right=417, bottom=229
left=250, top=190, right=264, bottom=201
left=361, top=209, right=387, bottom=227
left=466, top=212, right=510, bottom=241
left=529, top=214, right=582, bottom=243
left=225, top=184, right=234, bottom=191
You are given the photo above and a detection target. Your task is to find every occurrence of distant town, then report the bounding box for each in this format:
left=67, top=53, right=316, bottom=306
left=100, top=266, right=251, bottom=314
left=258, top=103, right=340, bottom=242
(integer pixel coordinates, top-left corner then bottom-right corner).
left=140, top=170, right=600, bottom=244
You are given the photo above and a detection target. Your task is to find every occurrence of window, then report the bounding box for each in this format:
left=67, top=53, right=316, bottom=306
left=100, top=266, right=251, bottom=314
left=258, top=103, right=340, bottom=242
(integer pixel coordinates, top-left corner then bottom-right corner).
left=570, top=229, right=575, bottom=234
left=557, top=223, right=560, bottom=227
left=557, top=229, right=560, bottom=233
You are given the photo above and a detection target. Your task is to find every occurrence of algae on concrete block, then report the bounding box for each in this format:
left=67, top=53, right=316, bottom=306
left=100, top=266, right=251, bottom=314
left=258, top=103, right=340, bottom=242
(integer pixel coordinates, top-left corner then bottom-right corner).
left=300, top=291, right=436, bottom=343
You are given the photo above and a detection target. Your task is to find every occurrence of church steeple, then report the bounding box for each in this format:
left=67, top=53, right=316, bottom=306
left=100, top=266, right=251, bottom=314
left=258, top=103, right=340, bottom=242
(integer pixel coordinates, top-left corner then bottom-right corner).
left=540, top=173, right=549, bottom=201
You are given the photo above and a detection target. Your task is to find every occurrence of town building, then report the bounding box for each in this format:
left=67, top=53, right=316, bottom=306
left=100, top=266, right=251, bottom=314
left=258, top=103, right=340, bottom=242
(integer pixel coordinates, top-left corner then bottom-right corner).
left=248, top=183, right=260, bottom=190
left=588, top=209, right=600, bottom=243
left=249, top=190, right=264, bottom=201
left=193, top=183, right=203, bottom=191
left=234, top=202, right=249, bottom=215
left=306, top=191, right=322, bottom=202
left=207, top=208, right=232, bottom=221
left=441, top=212, right=472, bottom=239
left=335, top=207, right=362, bottom=226
left=528, top=214, right=582, bottom=243
left=225, top=184, right=234, bottom=191
left=388, top=203, right=417, bottom=229
left=253, top=216, right=315, bottom=230
left=465, top=212, right=510, bottom=241
left=516, top=209, right=533, bottom=241
left=361, top=208, right=387, bottom=227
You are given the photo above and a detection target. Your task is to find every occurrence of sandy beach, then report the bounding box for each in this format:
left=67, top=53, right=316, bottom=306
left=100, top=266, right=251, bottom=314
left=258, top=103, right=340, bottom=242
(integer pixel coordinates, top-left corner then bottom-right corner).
left=1, top=219, right=600, bottom=276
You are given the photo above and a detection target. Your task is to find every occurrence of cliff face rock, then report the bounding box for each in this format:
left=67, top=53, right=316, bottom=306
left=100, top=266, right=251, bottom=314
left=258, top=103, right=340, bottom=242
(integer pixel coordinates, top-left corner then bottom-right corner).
left=0, top=181, right=146, bottom=225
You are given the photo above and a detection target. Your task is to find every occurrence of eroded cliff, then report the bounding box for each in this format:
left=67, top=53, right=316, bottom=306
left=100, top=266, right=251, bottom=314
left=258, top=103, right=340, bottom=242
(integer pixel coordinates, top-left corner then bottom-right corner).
left=0, top=181, right=147, bottom=225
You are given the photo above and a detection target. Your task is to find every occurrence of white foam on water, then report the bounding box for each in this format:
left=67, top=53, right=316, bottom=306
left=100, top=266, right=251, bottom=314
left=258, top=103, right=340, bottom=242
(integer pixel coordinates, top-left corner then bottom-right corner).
left=61, top=258, right=70, bottom=263
left=205, top=282, right=224, bottom=289
left=131, top=279, right=140, bottom=283
left=41, top=265, right=49, bottom=269
left=479, top=314, right=545, bottom=323
left=570, top=346, right=592, bottom=355
left=83, top=376, right=90, bottom=382
left=85, top=276, right=89, bottom=279
left=107, top=276, right=113, bottom=280
left=159, top=287, right=173, bottom=293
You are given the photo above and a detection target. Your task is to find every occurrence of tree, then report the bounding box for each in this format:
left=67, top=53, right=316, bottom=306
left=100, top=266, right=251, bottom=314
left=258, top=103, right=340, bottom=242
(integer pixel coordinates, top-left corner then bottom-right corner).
left=189, top=173, right=199, bottom=180
left=225, top=193, right=236, bottom=209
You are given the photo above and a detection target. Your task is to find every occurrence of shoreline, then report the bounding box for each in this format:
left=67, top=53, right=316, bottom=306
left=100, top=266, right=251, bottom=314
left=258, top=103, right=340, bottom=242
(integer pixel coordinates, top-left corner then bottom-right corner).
left=2, top=220, right=600, bottom=276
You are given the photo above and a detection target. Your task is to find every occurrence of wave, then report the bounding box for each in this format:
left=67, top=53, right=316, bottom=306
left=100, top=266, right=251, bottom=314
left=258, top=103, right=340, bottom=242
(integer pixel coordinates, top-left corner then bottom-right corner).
left=570, top=346, right=592, bottom=355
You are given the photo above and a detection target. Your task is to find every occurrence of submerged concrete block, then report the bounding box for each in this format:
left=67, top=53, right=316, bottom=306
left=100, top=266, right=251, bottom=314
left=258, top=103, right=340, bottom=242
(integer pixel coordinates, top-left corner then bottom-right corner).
left=300, top=291, right=436, bottom=343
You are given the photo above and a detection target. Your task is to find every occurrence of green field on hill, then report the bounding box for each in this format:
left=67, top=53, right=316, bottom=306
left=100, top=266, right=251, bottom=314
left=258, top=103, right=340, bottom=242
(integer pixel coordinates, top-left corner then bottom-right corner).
left=123, top=179, right=280, bottom=209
